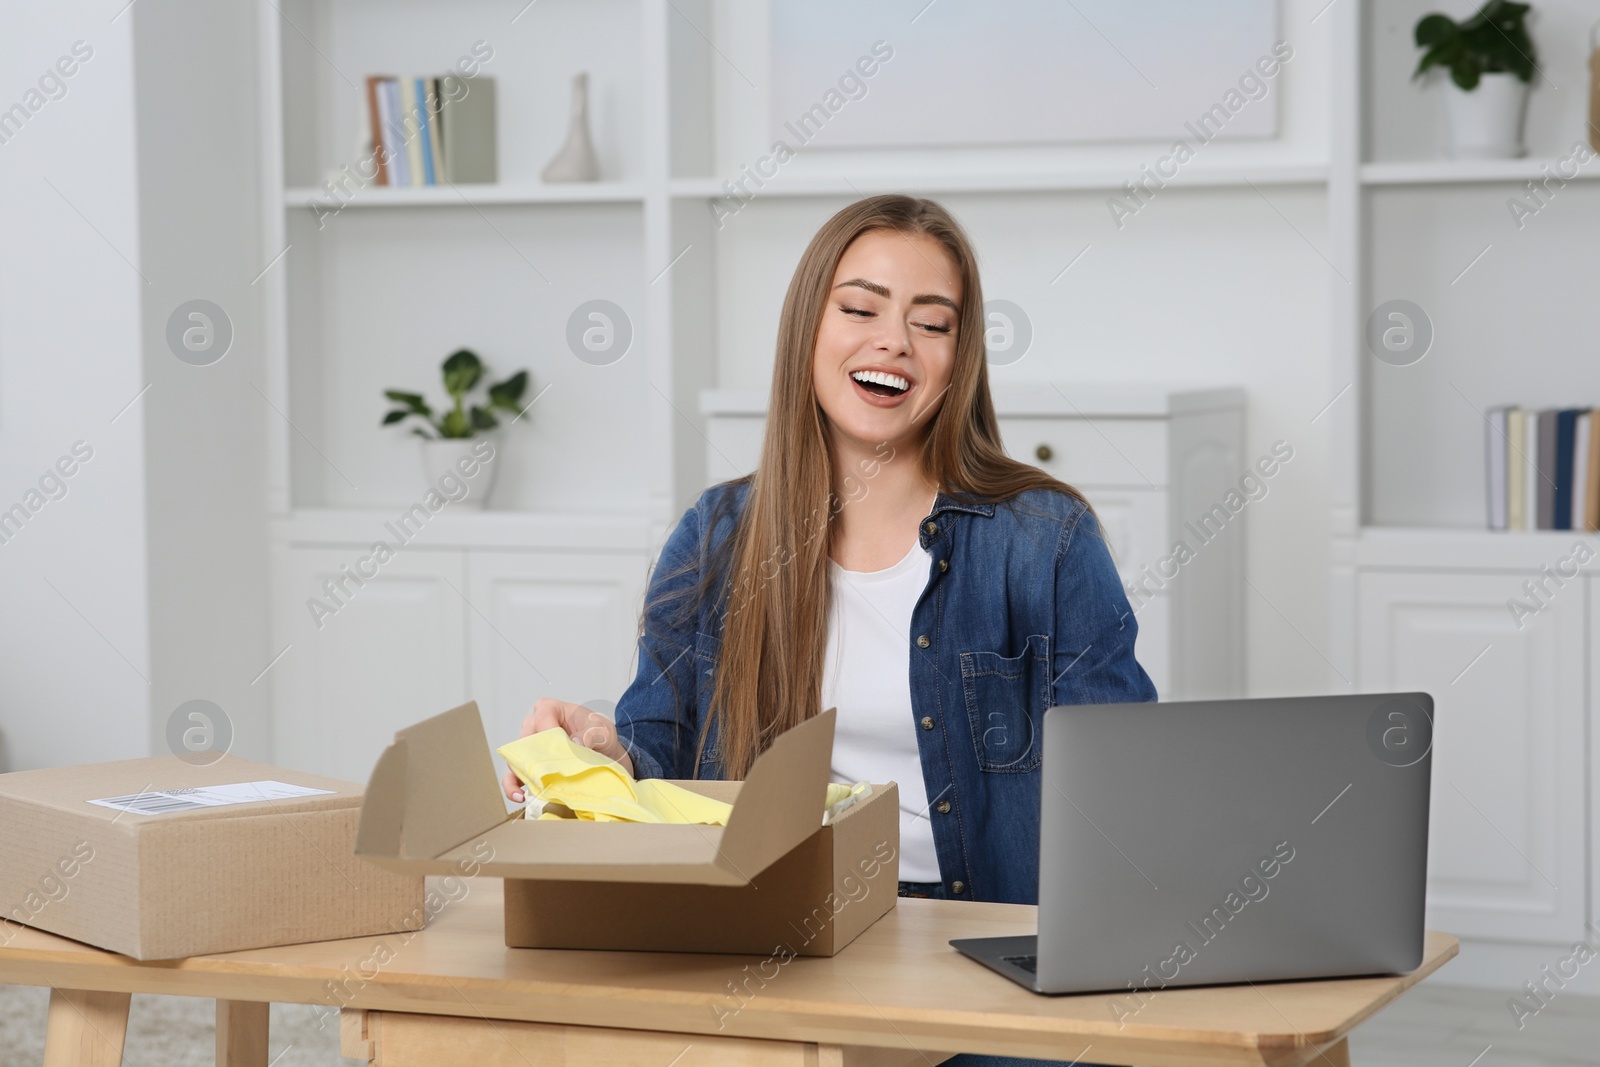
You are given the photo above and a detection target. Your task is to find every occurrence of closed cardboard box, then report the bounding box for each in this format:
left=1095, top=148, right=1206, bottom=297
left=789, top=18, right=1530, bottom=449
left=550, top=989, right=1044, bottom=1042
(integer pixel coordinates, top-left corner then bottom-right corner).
left=0, top=754, right=425, bottom=960
left=357, top=703, right=900, bottom=956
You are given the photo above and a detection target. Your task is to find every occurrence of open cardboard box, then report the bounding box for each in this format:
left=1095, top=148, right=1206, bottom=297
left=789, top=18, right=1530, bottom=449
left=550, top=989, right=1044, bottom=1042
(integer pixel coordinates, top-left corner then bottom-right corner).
left=355, top=702, right=901, bottom=956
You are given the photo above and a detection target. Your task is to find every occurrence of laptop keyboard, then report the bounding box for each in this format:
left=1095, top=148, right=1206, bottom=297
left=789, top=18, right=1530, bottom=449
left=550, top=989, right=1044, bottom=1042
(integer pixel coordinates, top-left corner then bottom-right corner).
left=1003, top=954, right=1038, bottom=973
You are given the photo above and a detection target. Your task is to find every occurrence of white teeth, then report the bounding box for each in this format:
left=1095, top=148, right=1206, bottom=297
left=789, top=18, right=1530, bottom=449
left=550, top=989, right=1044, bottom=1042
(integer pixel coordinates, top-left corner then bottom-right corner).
left=850, top=369, right=910, bottom=392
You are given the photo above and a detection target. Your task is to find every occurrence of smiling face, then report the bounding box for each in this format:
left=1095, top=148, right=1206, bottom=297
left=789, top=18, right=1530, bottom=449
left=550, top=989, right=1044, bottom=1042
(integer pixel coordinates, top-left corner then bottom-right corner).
left=811, top=228, right=961, bottom=461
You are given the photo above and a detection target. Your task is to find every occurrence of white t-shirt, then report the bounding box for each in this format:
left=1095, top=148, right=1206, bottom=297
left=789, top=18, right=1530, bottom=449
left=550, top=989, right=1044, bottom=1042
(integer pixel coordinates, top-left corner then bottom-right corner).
left=822, top=538, right=941, bottom=882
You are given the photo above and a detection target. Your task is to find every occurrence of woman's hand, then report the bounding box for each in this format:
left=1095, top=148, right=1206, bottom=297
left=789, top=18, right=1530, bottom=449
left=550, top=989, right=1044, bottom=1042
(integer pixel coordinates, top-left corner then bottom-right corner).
left=501, top=697, right=634, bottom=803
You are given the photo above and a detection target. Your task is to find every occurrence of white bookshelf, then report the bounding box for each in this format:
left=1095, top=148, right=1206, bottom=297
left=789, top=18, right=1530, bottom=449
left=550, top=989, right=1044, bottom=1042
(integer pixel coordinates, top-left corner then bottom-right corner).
left=252, top=0, right=1336, bottom=778
left=282, top=182, right=649, bottom=206
left=256, top=0, right=1341, bottom=536
left=1327, top=0, right=1600, bottom=981
left=667, top=163, right=1329, bottom=199
left=1360, top=158, right=1600, bottom=184
left=1328, top=0, right=1600, bottom=548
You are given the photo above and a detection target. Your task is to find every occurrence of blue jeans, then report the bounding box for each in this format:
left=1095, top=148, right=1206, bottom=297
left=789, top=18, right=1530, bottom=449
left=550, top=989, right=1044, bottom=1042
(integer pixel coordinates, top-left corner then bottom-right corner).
left=897, top=883, right=1109, bottom=1067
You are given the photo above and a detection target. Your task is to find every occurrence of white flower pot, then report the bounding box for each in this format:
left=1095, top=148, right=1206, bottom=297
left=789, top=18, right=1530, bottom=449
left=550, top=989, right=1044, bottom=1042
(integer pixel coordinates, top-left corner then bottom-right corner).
left=1445, top=72, right=1529, bottom=160
left=418, top=437, right=498, bottom=509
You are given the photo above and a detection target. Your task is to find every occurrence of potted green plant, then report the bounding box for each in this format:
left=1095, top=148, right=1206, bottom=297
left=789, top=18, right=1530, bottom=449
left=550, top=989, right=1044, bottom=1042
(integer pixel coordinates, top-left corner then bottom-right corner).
left=382, top=348, right=529, bottom=508
left=1413, top=1, right=1537, bottom=159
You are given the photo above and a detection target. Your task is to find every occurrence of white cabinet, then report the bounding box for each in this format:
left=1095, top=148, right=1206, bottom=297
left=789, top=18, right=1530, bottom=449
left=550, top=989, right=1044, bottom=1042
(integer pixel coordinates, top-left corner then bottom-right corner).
left=1592, top=576, right=1600, bottom=940
left=269, top=513, right=656, bottom=783
left=1358, top=570, right=1587, bottom=943
left=273, top=546, right=469, bottom=784
left=701, top=383, right=1245, bottom=701
left=466, top=551, right=650, bottom=785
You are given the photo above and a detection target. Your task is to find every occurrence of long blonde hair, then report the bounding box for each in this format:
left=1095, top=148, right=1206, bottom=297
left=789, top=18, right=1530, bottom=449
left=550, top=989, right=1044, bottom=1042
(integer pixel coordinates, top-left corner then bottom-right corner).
left=648, top=194, right=1093, bottom=779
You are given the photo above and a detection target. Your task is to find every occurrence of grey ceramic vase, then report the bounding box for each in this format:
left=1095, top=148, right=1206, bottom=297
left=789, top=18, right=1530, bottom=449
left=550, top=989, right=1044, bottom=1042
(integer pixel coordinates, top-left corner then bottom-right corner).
left=542, top=72, right=600, bottom=182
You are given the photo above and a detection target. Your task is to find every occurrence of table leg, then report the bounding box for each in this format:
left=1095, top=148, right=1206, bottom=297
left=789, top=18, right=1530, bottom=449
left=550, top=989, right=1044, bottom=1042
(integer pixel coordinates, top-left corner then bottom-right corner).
left=42, top=988, right=131, bottom=1067
left=216, top=999, right=270, bottom=1067
left=341, top=1009, right=375, bottom=1062
left=1313, top=1038, right=1351, bottom=1067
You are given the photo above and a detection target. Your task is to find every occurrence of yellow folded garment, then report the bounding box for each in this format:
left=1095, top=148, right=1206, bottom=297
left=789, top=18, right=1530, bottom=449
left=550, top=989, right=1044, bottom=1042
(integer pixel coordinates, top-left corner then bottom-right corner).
left=498, top=728, right=733, bottom=825
left=824, top=781, right=873, bottom=824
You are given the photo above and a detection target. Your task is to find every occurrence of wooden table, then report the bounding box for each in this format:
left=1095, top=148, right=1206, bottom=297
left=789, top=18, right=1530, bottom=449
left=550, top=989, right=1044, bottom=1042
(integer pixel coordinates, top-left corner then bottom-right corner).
left=0, top=878, right=1456, bottom=1067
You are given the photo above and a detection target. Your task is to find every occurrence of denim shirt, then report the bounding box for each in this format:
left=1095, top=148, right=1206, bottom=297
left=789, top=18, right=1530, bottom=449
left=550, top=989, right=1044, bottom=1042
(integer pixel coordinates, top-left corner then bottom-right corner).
left=613, top=477, right=1157, bottom=905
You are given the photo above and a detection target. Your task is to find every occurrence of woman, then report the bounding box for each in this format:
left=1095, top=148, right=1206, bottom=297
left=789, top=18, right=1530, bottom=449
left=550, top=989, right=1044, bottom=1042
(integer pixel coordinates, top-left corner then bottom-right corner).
left=504, top=194, right=1154, bottom=1067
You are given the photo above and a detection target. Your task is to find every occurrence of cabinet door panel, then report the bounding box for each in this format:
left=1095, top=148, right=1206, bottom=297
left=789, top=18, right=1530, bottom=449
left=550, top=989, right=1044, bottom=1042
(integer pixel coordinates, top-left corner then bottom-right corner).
left=1358, top=571, right=1585, bottom=942
left=466, top=551, right=648, bottom=786
left=273, top=547, right=467, bottom=783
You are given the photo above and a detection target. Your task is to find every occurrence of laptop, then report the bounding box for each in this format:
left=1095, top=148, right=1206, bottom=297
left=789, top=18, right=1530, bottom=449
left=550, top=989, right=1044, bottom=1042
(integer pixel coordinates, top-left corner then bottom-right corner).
left=950, top=692, right=1433, bottom=995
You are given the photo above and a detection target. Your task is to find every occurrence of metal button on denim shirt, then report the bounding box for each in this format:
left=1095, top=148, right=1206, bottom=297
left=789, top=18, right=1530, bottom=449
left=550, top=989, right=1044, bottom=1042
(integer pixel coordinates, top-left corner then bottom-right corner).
left=613, top=478, right=1157, bottom=905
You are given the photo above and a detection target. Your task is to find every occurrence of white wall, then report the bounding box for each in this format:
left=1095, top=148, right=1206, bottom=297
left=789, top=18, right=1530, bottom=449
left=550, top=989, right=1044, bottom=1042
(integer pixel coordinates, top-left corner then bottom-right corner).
left=0, top=6, right=151, bottom=769
left=0, top=0, right=271, bottom=772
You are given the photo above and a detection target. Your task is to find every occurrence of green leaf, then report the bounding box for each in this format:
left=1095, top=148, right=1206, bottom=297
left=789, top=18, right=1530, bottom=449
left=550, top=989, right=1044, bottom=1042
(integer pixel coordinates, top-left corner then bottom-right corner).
left=1451, top=59, right=1482, bottom=90
left=382, top=409, right=410, bottom=426
left=1414, top=2, right=1535, bottom=86
left=487, top=370, right=529, bottom=412
left=439, top=408, right=471, bottom=438
left=441, top=349, right=483, bottom=399
left=410, top=426, right=434, bottom=440
left=470, top=406, right=499, bottom=431
left=384, top=390, right=432, bottom=416
left=1414, top=13, right=1455, bottom=47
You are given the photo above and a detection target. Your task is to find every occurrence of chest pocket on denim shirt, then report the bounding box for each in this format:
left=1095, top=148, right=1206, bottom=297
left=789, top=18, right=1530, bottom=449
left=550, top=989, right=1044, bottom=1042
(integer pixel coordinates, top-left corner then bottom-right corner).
left=959, top=633, right=1051, bottom=772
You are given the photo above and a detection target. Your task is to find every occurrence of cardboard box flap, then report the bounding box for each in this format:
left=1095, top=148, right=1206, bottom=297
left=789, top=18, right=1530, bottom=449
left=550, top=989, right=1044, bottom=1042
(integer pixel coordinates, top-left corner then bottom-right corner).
left=713, top=706, right=835, bottom=880
left=356, top=701, right=508, bottom=862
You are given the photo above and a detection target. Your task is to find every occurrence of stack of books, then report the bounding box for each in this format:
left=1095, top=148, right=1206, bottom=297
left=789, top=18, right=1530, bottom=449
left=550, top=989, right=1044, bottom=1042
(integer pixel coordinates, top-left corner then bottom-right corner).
left=1486, top=407, right=1600, bottom=531
left=363, top=74, right=497, bottom=186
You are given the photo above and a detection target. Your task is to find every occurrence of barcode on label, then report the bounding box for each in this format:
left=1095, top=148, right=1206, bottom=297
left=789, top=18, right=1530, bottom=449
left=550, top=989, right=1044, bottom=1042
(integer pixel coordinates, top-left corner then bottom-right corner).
left=95, top=792, right=210, bottom=814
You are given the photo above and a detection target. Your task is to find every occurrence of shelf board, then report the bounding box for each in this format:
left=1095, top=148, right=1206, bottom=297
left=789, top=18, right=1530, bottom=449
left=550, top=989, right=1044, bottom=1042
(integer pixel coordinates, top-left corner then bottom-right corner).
left=1353, top=525, right=1599, bottom=571
left=1360, top=158, right=1600, bottom=186
left=669, top=163, right=1328, bottom=199
left=282, top=182, right=648, bottom=208
left=274, top=508, right=661, bottom=552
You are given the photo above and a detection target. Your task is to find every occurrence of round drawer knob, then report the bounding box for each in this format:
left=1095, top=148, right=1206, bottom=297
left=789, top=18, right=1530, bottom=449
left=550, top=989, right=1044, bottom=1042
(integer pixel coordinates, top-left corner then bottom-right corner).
left=1035, top=443, right=1053, bottom=462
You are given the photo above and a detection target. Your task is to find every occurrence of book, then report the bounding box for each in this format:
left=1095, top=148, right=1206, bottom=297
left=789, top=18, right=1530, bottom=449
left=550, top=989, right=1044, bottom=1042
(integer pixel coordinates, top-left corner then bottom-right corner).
left=1486, top=406, right=1509, bottom=530
left=364, top=76, right=390, bottom=186
left=413, top=77, right=436, bottom=185
left=1525, top=408, right=1539, bottom=531
left=1588, top=408, right=1600, bottom=532
left=379, top=78, right=409, bottom=186
left=1573, top=412, right=1590, bottom=534
left=1507, top=408, right=1526, bottom=530
left=426, top=78, right=446, bottom=184
left=402, top=78, right=426, bottom=187
left=1536, top=409, right=1558, bottom=529
left=1554, top=409, right=1579, bottom=529
left=440, top=74, right=497, bottom=183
